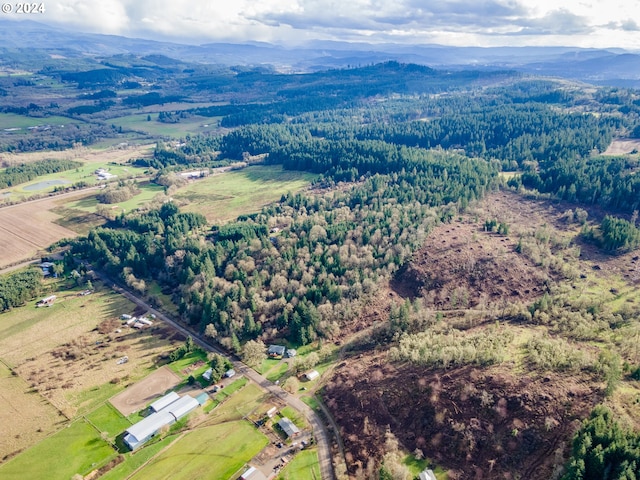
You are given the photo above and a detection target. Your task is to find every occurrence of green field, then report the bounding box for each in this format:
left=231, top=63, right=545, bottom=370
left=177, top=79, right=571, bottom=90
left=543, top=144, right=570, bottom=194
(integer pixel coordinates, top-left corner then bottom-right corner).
left=86, top=403, right=132, bottom=440
left=175, top=165, right=317, bottom=223
left=64, top=182, right=165, bottom=214
left=0, top=419, right=115, bottom=480
left=100, top=436, right=177, bottom=480
left=109, top=113, right=219, bottom=137
left=277, top=449, right=321, bottom=480
left=0, top=113, right=79, bottom=130
left=206, top=381, right=262, bottom=424
left=130, top=421, right=268, bottom=480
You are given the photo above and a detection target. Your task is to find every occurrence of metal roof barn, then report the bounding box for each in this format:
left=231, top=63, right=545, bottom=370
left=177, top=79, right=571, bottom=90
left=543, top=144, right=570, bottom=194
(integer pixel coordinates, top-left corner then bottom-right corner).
left=124, top=411, right=175, bottom=450
left=150, top=391, right=180, bottom=413
left=165, top=395, right=199, bottom=420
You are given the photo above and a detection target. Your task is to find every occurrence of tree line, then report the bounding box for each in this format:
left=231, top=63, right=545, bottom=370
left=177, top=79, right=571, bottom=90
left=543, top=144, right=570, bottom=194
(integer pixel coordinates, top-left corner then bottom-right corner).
left=0, top=159, right=82, bottom=189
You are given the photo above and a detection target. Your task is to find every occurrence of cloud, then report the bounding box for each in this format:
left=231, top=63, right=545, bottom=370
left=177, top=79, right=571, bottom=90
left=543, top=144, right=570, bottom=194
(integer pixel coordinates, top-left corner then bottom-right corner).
left=15, top=0, right=640, bottom=49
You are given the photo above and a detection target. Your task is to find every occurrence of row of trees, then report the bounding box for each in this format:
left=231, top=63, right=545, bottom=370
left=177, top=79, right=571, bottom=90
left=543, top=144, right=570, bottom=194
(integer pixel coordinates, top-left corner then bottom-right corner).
left=0, top=159, right=82, bottom=189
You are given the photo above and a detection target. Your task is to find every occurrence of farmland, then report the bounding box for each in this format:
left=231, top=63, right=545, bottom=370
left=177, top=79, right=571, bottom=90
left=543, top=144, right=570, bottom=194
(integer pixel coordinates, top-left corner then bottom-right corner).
left=108, top=113, right=221, bottom=138
left=0, top=281, right=183, bottom=423
left=0, top=360, right=67, bottom=462
left=130, top=421, right=268, bottom=480
left=0, top=419, right=116, bottom=480
left=175, top=165, right=317, bottom=223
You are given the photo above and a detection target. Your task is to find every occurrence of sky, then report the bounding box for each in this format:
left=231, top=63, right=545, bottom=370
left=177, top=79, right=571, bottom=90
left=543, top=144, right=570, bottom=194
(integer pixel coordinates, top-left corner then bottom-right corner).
left=5, top=0, right=640, bottom=49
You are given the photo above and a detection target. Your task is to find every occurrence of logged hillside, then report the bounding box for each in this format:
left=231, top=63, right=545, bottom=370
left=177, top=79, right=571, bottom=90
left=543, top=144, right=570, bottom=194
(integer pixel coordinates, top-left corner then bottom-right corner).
left=323, top=191, right=640, bottom=479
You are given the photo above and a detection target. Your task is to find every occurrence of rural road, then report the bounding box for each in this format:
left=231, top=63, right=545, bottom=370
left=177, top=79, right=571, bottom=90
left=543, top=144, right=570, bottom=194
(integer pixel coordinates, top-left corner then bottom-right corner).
left=100, top=274, right=336, bottom=480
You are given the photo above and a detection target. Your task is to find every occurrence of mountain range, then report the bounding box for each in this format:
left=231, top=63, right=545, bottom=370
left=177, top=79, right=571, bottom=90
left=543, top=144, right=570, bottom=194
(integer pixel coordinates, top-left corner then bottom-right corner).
left=1, top=19, right=639, bottom=87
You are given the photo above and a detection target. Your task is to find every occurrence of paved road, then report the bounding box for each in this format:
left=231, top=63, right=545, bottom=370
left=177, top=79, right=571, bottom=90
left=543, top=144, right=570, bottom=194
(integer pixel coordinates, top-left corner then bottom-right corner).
left=105, top=278, right=335, bottom=480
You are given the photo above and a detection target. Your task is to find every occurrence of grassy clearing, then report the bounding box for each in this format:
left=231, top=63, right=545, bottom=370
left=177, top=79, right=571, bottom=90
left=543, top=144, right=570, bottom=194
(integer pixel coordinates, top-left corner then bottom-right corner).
left=0, top=113, right=79, bottom=130
left=147, top=281, right=178, bottom=316
left=86, top=403, right=132, bottom=440
left=402, top=454, right=449, bottom=480
left=167, top=349, right=208, bottom=377
left=130, top=421, right=268, bottom=480
left=109, top=113, right=217, bottom=137
left=0, top=419, right=115, bottom=480
left=63, top=182, right=165, bottom=214
left=175, top=165, right=317, bottom=223
left=277, top=448, right=321, bottom=480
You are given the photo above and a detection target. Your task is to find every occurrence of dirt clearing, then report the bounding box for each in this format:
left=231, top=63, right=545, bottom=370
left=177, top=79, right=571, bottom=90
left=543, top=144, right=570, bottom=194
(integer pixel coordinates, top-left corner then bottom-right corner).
left=603, top=138, right=640, bottom=155
left=110, top=366, right=182, bottom=416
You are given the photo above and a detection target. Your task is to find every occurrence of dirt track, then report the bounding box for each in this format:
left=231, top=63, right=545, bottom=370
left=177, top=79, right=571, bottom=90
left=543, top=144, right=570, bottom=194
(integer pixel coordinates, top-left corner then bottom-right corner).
left=110, top=366, right=182, bottom=416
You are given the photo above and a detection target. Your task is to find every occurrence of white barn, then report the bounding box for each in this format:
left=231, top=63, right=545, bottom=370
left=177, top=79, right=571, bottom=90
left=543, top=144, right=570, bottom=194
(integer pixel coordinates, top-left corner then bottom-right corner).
left=123, top=393, right=200, bottom=450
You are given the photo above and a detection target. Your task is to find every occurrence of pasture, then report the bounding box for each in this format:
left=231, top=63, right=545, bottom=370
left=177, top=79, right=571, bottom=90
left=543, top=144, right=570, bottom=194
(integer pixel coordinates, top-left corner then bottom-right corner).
left=129, top=421, right=268, bottom=480
left=175, top=165, right=317, bottom=223
left=277, top=449, right=322, bottom=480
left=0, top=113, right=79, bottom=130
left=0, top=419, right=115, bottom=480
left=0, top=360, right=67, bottom=461
left=109, top=113, right=219, bottom=137
left=0, top=283, right=182, bottom=418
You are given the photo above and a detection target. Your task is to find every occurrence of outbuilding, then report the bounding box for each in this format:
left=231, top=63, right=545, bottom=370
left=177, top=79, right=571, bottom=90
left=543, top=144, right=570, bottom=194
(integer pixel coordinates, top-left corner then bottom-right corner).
left=278, top=417, right=300, bottom=438
left=240, top=466, right=267, bottom=480
left=304, top=370, right=320, bottom=381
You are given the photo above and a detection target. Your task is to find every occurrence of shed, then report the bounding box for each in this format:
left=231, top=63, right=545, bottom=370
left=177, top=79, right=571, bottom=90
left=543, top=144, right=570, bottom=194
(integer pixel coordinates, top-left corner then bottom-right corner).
left=240, top=466, right=267, bottom=480
left=195, top=393, right=209, bottom=405
left=224, top=369, right=236, bottom=378
left=266, top=406, right=277, bottom=418
left=285, top=349, right=297, bottom=358
left=304, top=370, right=320, bottom=381
left=278, top=417, right=300, bottom=438
left=419, top=469, right=437, bottom=480
left=202, top=368, right=213, bottom=382
left=268, top=345, right=286, bottom=357
left=150, top=391, right=180, bottom=413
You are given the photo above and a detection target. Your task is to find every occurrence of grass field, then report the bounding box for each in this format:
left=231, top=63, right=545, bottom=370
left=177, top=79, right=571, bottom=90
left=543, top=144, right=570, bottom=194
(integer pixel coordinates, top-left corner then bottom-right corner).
left=0, top=113, right=79, bottom=130
left=64, top=182, right=165, bottom=214
left=109, top=113, right=219, bottom=137
left=175, top=165, right=317, bottom=223
left=100, top=435, right=177, bottom=480
left=130, top=421, right=268, bottom=480
left=0, top=419, right=115, bottom=480
left=86, top=403, right=132, bottom=440
left=205, top=381, right=263, bottom=425
left=277, top=449, right=322, bottom=480
left=0, top=360, right=67, bottom=461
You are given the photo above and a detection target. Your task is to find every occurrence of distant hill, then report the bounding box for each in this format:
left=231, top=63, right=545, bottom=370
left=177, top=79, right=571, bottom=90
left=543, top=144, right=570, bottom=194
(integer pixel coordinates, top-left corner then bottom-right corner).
left=1, top=19, right=639, bottom=86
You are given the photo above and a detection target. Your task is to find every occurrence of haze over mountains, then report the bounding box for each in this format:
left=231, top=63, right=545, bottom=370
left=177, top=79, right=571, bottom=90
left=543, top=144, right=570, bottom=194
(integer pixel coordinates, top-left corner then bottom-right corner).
left=2, top=19, right=639, bottom=87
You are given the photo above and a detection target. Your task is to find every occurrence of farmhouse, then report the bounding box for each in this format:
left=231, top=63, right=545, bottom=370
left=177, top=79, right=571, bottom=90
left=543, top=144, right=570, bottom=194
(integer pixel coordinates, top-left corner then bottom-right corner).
left=268, top=345, right=286, bottom=358
left=277, top=417, right=300, bottom=438
left=123, top=393, right=200, bottom=450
